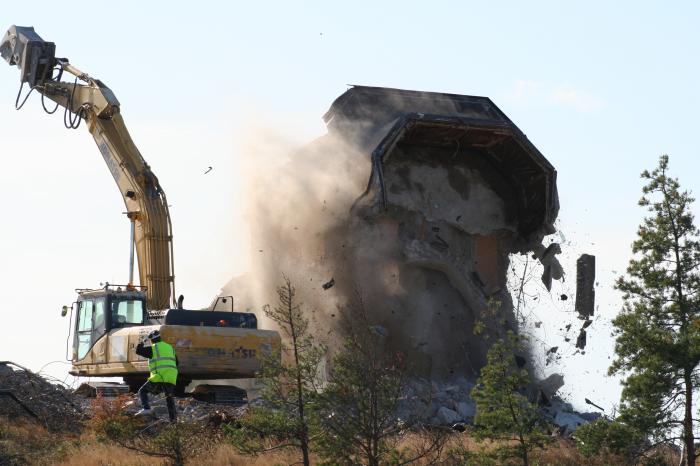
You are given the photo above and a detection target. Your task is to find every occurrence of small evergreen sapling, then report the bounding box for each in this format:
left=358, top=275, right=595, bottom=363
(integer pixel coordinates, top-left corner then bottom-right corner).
left=470, top=331, right=550, bottom=466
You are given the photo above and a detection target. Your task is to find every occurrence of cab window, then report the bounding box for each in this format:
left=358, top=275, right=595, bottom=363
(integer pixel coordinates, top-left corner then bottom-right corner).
left=93, top=298, right=106, bottom=343
left=77, top=300, right=94, bottom=331
left=110, top=299, right=144, bottom=327
left=75, top=299, right=108, bottom=360
left=76, top=300, right=94, bottom=359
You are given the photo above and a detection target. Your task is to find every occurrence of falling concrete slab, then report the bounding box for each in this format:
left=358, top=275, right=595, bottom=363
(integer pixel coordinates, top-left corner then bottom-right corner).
left=575, top=254, right=596, bottom=319
left=576, top=328, right=588, bottom=350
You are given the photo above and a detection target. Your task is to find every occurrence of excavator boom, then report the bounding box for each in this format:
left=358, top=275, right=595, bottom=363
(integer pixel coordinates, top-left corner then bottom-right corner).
left=1, top=26, right=175, bottom=310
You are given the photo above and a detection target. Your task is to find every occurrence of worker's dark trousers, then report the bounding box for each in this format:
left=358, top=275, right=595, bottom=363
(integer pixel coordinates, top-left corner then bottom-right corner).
left=138, top=381, right=177, bottom=421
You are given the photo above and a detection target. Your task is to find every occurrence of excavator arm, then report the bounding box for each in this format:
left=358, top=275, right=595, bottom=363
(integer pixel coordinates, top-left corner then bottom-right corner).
left=1, top=26, right=175, bottom=310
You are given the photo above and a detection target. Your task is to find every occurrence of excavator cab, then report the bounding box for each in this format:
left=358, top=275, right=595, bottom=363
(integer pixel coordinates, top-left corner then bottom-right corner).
left=71, top=286, right=146, bottom=361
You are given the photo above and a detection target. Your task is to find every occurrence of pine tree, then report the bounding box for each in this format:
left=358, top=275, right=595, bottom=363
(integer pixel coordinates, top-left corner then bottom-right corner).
left=315, top=297, right=406, bottom=466
left=611, top=155, right=700, bottom=466
left=227, top=277, right=326, bottom=465
left=470, top=331, right=550, bottom=466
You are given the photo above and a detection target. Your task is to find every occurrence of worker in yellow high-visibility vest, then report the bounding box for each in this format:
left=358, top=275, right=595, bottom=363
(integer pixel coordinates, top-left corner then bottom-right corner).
left=134, top=329, right=178, bottom=421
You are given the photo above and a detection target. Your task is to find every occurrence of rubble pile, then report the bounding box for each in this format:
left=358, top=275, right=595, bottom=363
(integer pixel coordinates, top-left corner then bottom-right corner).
left=0, top=362, right=251, bottom=429
left=0, top=361, right=85, bottom=430
left=118, top=392, right=247, bottom=425
left=397, top=375, right=599, bottom=436
left=543, top=398, right=600, bottom=435
left=397, top=378, right=476, bottom=426
left=177, top=398, right=247, bottom=424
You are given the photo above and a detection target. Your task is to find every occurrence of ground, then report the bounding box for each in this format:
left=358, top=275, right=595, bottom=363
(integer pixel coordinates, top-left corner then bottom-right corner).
left=0, top=415, right=679, bottom=466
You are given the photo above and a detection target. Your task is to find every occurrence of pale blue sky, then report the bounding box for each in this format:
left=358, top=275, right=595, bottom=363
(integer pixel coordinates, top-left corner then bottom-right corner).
left=0, top=1, right=698, bottom=409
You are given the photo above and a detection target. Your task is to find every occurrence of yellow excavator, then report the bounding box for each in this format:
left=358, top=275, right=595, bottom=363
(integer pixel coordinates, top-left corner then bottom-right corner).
left=0, top=25, right=280, bottom=397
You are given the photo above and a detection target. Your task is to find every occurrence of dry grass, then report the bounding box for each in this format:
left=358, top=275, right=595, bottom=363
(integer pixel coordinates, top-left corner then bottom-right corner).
left=0, top=414, right=683, bottom=466
left=55, top=443, right=165, bottom=466
left=35, top=439, right=664, bottom=466
left=0, top=417, right=77, bottom=465
left=200, top=444, right=306, bottom=466
left=530, top=438, right=617, bottom=466
left=58, top=442, right=305, bottom=466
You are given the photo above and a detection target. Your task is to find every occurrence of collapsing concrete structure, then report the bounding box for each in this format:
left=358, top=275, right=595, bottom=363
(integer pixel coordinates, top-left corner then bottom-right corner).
left=223, top=85, right=562, bottom=381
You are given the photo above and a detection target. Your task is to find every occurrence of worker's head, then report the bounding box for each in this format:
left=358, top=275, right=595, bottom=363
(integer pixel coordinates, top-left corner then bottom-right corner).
left=147, top=329, right=161, bottom=343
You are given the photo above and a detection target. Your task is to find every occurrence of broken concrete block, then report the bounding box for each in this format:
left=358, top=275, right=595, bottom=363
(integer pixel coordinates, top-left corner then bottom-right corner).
left=554, top=411, right=587, bottom=434
left=575, top=254, right=596, bottom=319
left=436, top=406, right=461, bottom=425
left=539, top=373, right=565, bottom=400
left=455, top=401, right=475, bottom=420
left=576, top=328, right=587, bottom=350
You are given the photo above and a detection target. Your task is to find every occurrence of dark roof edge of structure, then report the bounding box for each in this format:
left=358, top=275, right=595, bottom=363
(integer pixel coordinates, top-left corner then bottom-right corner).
left=324, top=85, right=559, bottom=238
left=324, top=84, right=504, bottom=117
left=323, top=85, right=554, bottom=171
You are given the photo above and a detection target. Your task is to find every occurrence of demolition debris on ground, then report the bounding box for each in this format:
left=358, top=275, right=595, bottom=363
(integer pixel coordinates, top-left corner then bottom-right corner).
left=0, top=361, right=85, bottom=431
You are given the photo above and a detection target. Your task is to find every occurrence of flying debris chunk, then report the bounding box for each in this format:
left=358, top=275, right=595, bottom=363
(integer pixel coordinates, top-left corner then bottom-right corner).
left=322, top=278, right=335, bottom=290
left=576, top=328, right=587, bottom=350
left=584, top=398, right=605, bottom=412
left=575, top=254, right=596, bottom=319
left=534, top=242, right=563, bottom=291
left=204, top=166, right=213, bottom=174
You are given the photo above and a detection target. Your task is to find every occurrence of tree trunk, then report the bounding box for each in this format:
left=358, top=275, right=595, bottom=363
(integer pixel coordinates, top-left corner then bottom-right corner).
left=369, top=433, right=379, bottom=466
left=286, top=282, right=310, bottom=466
left=684, top=369, right=695, bottom=466
left=300, top=436, right=310, bottom=466
left=520, top=435, right=529, bottom=466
